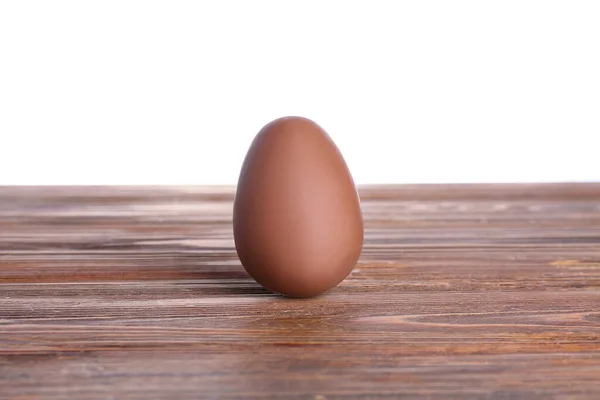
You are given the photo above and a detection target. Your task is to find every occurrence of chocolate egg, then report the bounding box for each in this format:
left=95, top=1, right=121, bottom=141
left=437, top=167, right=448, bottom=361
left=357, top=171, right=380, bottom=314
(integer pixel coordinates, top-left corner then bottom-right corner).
left=233, top=116, right=363, bottom=298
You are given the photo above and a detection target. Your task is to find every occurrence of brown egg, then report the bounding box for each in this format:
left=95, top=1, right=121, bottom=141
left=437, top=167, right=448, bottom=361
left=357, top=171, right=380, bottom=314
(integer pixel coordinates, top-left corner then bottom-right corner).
left=233, top=116, right=363, bottom=298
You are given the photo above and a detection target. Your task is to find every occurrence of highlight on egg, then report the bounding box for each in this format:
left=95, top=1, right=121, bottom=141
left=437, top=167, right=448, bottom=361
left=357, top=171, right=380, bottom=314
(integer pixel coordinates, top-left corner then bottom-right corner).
left=233, top=116, right=363, bottom=298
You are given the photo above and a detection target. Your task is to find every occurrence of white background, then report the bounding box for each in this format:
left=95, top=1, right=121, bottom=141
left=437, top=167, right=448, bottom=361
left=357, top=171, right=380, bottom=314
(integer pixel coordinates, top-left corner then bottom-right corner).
left=1, top=1, right=598, bottom=185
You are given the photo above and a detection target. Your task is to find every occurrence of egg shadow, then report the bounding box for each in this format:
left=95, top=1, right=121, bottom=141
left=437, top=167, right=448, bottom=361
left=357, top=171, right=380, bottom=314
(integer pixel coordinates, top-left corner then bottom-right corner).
left=71, top=239, right=275, bottom=297
left=104, top=239, right=277, bottom=296
left=158, top=260, right=275, bottom=297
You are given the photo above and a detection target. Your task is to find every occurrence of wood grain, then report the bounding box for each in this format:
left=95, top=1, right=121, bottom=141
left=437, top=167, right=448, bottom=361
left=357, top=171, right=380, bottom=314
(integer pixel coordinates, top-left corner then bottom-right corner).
left=1, top=183, right=599, bottom=399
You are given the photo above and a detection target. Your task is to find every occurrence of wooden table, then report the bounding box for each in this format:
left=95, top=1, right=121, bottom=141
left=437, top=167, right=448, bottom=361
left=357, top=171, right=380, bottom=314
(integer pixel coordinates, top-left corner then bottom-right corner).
left=1, top=184, right=599, bottom=399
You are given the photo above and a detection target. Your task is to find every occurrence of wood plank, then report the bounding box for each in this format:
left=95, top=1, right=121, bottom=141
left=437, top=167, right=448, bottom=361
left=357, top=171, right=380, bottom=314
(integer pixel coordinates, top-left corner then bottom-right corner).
left=1, top=183, right=599, bottom=399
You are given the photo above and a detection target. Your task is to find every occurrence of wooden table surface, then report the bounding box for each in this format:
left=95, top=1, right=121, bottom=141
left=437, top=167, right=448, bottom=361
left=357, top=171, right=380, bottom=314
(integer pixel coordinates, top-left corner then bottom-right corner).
left=1, top=184, right=599, bottom=399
